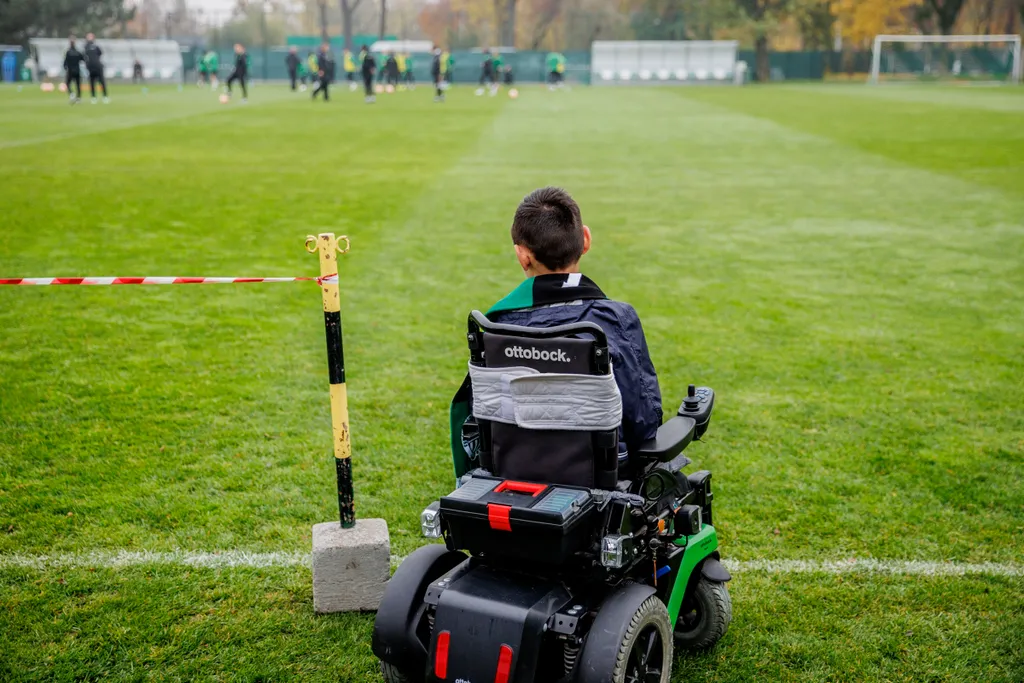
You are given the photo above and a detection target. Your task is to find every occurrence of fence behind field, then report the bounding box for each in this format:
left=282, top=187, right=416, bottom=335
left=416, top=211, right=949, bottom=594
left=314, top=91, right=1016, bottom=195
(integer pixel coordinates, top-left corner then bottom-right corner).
left=12, top=38, right=878, bottom=84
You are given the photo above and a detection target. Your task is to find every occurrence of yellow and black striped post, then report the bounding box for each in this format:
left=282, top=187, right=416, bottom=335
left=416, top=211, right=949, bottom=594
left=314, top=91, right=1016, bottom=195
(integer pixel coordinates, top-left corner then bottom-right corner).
left=307, top=233, right=354, bottom=528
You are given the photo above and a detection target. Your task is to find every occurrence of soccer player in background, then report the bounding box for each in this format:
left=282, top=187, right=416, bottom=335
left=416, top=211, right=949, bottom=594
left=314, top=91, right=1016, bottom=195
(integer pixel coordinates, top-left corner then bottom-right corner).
left=343, top=48, right=357, bottom=91
left=395, top=52, right=406, bottom=88
left=546, top=50, right=558, bottom=88
left=286, top=46, right=301, bottom=91
left=385, top=52, right=399, bottom=88
left=491, top=49, right=503, bottom=92
left=360, top=45, right=376, bottom=103
left=306, top=51, right=318, bottom=86
left=132, top=58, right=144, bottom=83
left=440, top=47, right=451, bottom=86
left=445, top=49, right=455, bottom=85
left=431, top=45, right=444, bottom=103
left=476, top=49, right=495, bottom=96
left=225, top=43, right=248, bottom=102
left=204, top=50, right=219, bottom=89
left=403, top=53, right=415, bottom=89
left=312, top=42, right=334, bottom=102
left=83, top=33, right=108, bottom=103
left=197, top=50, right=207, bottom=86
left=63, top=37, right=84, bottom=104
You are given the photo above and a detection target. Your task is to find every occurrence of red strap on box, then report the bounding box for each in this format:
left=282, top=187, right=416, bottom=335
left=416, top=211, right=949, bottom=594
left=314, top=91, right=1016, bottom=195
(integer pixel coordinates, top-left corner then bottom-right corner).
left=487, top=503, right=512, bottom=531
left=493, top=480, right=547, bottom=497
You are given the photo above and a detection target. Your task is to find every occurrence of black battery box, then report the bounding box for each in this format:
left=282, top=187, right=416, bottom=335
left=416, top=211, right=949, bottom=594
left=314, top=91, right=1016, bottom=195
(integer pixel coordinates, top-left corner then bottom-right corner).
left=439, top=476, right=597, bottom=564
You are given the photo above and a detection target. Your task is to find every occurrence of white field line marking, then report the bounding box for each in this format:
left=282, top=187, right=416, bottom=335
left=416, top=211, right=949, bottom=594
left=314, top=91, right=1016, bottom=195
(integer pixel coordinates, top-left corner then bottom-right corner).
left=1, top=551, right=1022, bottom=577
left=723, top=558, right=1024, bottom=577
left=0, top=550, right=309, bottom=570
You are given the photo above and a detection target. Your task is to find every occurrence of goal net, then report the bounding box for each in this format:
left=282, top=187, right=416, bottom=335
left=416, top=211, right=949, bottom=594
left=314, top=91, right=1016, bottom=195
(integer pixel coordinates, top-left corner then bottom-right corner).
left=870, top=35, right=1022, bottom=84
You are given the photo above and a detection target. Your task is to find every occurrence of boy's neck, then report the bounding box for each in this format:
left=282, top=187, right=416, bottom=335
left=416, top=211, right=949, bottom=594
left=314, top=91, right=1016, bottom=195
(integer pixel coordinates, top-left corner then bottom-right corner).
left=526, top=265, right=580, bottom=278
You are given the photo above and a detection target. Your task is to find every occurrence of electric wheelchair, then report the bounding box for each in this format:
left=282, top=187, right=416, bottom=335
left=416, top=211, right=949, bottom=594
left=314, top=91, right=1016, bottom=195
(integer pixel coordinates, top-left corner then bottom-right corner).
left=373, top=311, right=731, bottom=683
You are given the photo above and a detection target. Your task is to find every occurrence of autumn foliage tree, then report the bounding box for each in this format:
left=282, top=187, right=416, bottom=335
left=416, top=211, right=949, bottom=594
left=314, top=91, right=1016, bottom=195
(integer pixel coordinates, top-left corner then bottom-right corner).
left=831, top=0, right=920, bottom=46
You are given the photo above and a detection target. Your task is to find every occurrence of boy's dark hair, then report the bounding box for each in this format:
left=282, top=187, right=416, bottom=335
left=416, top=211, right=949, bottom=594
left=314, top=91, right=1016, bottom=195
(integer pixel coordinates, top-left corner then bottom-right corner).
left=511, top=187, right=584, bottom=271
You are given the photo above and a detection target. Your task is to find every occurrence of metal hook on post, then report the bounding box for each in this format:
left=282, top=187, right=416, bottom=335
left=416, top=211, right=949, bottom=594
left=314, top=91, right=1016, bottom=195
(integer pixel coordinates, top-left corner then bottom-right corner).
left=307, top=232, right=354, bottom=529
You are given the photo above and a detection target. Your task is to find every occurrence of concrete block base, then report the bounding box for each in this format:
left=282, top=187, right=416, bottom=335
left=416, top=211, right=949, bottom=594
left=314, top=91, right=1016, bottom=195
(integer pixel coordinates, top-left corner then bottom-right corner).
left=312, top=518, right=390, bottom=613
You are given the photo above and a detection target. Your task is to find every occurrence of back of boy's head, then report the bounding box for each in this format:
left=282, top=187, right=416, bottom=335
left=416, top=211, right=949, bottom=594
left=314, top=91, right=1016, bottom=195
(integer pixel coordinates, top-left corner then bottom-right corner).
left=511, top=187, right=584, bottom=271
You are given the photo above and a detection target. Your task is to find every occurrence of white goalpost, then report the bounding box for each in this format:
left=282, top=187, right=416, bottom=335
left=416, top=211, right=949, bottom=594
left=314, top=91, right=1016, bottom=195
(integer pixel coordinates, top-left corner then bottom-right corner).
left=870, top=34, right=1022, bottom=84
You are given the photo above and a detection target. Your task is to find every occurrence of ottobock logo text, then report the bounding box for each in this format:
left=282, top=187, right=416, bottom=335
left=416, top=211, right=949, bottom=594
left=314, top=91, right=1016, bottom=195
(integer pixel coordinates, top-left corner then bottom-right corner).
left=505, top=345, right=571, bottom=363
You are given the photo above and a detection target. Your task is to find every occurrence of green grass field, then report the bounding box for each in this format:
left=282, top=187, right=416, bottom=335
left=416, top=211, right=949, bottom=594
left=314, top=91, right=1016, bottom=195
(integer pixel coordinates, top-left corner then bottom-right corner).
left=1, top=81, right=1023, bottom=682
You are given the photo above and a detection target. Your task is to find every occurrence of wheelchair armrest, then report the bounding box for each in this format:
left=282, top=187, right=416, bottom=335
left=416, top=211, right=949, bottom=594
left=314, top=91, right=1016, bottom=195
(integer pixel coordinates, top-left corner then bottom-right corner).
left=635, top=416, right=696, bottom=463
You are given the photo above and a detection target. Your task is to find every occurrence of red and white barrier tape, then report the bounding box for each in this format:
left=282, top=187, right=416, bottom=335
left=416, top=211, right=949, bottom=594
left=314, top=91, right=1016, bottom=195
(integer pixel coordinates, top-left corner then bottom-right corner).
left=0, top=275, right=337, bottom=286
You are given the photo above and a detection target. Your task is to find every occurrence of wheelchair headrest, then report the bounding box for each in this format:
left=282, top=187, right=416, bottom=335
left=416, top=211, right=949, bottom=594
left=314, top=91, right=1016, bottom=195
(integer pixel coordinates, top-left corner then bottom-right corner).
left=467, top=310, right=610, bottom=375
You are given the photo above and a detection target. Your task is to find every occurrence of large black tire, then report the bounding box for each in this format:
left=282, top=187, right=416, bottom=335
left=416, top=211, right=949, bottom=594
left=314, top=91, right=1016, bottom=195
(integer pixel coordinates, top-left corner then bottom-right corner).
left=372, top=545, right=466, bottom=683
left=380, top=661, right=412, bottom=683
left=673, top=578, right=732, bottom=651
left=577, top=584, right=673, bottom=683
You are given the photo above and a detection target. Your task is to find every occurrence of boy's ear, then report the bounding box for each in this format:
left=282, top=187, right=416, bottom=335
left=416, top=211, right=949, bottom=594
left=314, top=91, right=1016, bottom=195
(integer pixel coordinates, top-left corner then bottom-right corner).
left=514, top=243, right=533, bottom=272
left=581, top=225, right=592, bottom=256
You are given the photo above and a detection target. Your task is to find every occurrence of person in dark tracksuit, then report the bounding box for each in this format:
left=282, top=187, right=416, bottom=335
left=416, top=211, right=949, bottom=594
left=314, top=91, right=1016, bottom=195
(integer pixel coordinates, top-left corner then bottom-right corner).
left=286, top=46, right=301, bottom=91
left=63, top=38, right=84, bottom=104
left=385, top=52, right=399, bottom=87
left=431, top=46, right=444, bottom=103
left=360, top=45, right=376, bottom=103
left=84, top=33, right=108, bottom=103
left=225, top=43, right=248, bottom=101
left=477, top=49, right=495, bottom=95
left=312, top=43, right=334, bottom=101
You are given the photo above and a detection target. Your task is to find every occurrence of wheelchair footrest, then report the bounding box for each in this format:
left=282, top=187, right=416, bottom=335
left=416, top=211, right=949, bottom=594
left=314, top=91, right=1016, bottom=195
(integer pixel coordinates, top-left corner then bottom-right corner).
left=440, top=476, right=596, bottom=564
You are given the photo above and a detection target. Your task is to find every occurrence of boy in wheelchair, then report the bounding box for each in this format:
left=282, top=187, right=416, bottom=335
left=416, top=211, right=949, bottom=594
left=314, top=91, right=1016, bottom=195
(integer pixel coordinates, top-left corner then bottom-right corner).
left=487, top=186, right=662, bottom=462
left=373, top=188, right=731, bottom=683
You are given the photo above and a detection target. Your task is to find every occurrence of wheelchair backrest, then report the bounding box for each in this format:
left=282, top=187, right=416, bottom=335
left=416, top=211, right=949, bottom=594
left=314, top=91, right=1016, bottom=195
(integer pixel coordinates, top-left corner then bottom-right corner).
left=466, top=310, right=621, bottom=489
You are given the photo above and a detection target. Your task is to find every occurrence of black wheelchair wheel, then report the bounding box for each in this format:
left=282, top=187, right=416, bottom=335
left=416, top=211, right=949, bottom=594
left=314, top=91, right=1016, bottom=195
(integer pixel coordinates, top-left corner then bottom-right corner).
left=372, top=545, right=467, bottom=683
left=576, top=584, right=672, bottom=683
left=380, top=661, right=412, bottom=683
left=673, top=578, right=732, bottom=651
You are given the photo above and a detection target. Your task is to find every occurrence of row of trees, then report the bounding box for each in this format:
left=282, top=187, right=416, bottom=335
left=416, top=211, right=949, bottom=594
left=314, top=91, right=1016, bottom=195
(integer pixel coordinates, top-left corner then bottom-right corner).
left=0, top=0, right=132, bottom=45
left=414, top=0, right=1023, bottom=80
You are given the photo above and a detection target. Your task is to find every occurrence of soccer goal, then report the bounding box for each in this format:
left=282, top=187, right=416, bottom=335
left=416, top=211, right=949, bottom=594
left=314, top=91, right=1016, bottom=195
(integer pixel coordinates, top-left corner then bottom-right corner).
left=870, top=34, right=1022, bottom=84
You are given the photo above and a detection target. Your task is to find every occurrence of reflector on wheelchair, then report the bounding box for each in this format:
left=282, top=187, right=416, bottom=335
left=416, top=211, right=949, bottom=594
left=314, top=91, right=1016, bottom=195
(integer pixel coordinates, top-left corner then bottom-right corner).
left=440, top=475, right=596, bottom=563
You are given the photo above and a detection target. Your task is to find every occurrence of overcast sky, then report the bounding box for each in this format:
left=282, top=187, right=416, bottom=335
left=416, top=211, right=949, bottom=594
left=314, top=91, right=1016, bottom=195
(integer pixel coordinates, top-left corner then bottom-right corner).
left=190, top=0, right=236, bottom=10
left=188, top=0, right=235, bottom=15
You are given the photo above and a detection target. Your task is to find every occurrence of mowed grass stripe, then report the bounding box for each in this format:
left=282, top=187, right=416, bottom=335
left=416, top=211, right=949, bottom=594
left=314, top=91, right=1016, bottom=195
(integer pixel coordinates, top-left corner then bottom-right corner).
left=0, top=86, right=295, bottom=149
left=679, top=84, right=1024, bottom=196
